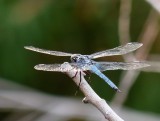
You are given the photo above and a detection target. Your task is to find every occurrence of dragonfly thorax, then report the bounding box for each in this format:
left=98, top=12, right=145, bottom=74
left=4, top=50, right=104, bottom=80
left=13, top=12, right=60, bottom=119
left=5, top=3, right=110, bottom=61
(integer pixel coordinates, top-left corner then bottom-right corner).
left=71, top=54, right=92, bottom=64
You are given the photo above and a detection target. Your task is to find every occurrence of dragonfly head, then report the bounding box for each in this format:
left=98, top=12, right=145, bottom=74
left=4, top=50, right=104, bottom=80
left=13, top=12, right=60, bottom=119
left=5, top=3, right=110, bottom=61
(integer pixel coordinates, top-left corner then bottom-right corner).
left=71, top=54, right=91, bottom=64
left=70, top=54, right=81, bottom=63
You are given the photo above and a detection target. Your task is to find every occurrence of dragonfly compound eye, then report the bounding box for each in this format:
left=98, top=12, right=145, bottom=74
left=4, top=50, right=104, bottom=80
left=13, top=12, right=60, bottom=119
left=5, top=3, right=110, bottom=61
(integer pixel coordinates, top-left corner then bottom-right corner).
left=71, top=56, right=78, bottom=62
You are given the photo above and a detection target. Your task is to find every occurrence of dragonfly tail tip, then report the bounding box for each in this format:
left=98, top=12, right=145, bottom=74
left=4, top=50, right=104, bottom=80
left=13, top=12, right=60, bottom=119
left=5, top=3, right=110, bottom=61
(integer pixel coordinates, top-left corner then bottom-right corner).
left=117, top=89, right=122, bottom=93
left=114, top=88, right=121, bottom=93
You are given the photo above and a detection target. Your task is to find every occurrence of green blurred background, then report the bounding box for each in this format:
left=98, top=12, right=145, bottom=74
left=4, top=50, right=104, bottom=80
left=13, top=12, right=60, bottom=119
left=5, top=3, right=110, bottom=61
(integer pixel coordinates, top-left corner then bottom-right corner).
left=0, top=0, right=160, bottom=118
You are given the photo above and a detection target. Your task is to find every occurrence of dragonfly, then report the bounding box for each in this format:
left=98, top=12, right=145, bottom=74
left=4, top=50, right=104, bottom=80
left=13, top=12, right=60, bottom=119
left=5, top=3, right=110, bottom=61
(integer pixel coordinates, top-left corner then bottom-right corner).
left=24, top=42, right=149, bottom=92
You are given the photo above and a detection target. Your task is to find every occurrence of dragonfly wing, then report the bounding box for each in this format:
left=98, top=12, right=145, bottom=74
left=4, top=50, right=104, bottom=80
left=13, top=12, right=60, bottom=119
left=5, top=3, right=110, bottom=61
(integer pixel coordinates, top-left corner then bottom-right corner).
left=34, top=63, right=78, bottom=72
left=89, top=42, right=142, bottom=59
left=94, top=61, right=150, bottom=71
left=70, top=63, right=92, bottom=71
left=24, top=46, right=73, bottom=56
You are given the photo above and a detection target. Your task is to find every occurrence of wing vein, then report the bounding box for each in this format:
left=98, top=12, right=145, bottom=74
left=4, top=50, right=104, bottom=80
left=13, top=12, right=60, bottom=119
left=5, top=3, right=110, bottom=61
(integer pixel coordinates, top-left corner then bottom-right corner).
left=24, top=46, right=73, bottom=56
left=89, top=42, right=143, bottom=59
left=94, top=61, right=150, bottom=71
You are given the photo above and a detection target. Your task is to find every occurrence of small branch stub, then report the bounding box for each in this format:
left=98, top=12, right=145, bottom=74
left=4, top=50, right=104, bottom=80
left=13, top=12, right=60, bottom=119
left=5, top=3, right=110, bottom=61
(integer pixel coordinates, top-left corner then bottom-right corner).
left=82, top=97, right=89, bottom=104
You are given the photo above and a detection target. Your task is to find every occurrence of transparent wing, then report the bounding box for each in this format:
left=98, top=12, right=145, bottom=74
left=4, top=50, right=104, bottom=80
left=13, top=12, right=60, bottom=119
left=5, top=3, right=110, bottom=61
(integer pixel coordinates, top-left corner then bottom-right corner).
left=34, top=64, right=68, bottom=72
left=34, top=63, right=76, bottom=72
left=89, top=42, right=143, bottom=59
left=69, top=63, right=93, bottom=71
left=24, top=46, right=73, bottom=56
left=94, top=61, right=150, bottom=71
left=34, top=62, right=89, bottom=72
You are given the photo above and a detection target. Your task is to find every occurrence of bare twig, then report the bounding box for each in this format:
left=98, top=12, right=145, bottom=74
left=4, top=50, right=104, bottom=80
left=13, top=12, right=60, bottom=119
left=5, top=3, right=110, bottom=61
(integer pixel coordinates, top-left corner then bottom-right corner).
left=146, top=0, right=160, bottom=13
left=118, top=0, right=132, bottom=44
left=118, top=0, right=135, bottom=61
left=135, top=10, right=159, bottom=60
left=63, top=62, right=124, bottom=121
left=111, top=0, right=134, bottom=107
left=112, top=10, right=159, bottom=107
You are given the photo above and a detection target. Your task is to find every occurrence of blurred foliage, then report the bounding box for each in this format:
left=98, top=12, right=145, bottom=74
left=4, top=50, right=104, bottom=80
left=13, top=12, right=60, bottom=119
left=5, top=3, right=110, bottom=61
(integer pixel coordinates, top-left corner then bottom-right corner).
left=0, top=0, right=160, bottom=115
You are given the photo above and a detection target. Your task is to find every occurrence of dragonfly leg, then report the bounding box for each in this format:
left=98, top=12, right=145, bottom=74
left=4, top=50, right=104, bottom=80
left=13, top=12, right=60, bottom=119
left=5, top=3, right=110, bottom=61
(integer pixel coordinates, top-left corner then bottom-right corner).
left=79, top=71, right=82, bottom=87
left=71, top=71, right=78, bottom=79
left=75, top=71, right=82, bottom=96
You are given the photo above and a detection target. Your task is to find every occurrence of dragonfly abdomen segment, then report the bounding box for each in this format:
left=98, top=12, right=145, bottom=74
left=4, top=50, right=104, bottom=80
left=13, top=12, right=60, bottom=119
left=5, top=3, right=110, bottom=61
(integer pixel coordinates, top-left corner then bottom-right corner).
left=90, top=66, right=119, bottom=91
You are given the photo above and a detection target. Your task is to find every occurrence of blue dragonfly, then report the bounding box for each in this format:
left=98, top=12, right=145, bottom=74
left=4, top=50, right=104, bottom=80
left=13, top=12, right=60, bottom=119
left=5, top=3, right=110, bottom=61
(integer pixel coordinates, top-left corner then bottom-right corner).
left=24, top=42, right=149, bottom=92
